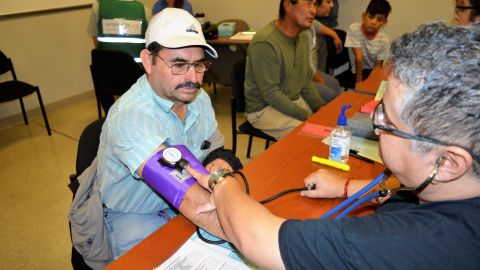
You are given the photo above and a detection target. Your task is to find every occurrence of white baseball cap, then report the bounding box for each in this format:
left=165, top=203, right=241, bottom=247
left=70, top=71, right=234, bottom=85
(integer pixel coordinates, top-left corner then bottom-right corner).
left=145, top=8, right=218, bottom=58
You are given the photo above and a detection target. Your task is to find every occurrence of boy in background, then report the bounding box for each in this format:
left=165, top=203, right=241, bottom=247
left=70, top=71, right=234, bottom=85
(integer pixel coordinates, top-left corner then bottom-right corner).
left=345, top=0, right=391, bottom=82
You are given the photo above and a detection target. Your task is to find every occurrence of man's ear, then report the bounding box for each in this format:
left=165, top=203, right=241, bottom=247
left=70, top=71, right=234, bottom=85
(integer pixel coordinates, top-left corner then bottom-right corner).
left=284, top=0, right=293, bottom=13
left=435, top=146, right=474, bottom=182
left=140, top=49, right=153, bottom=74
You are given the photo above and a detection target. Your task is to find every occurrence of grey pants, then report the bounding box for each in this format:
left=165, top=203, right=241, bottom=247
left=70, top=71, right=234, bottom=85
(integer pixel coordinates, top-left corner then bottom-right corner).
left=315, top=70, right=342, bottom=102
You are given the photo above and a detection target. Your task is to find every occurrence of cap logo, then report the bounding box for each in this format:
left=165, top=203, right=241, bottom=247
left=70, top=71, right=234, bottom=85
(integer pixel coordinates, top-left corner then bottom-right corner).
left=186, top=24, right=199, bottom=34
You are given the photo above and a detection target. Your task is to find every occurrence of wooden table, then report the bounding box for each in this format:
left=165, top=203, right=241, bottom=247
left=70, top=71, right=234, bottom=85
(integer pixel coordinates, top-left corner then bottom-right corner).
left=355, top=67, right=386, bottom=94
left=107, top=77, right=387, bottom=270
left=206, top=36, right=251, bottom=45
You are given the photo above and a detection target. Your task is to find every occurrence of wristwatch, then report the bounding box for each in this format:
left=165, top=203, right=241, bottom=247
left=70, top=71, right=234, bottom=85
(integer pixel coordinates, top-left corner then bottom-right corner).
left=208, top=168, right=233, bottom=191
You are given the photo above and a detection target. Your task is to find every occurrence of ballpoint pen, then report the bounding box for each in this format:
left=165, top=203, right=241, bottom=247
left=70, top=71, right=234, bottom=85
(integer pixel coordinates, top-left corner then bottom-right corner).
left=349, top=149, right=375, bottom=163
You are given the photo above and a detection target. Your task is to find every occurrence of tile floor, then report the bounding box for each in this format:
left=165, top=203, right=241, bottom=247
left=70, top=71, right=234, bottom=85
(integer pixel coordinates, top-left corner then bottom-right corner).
left=0, top=84, right=269, bottom=269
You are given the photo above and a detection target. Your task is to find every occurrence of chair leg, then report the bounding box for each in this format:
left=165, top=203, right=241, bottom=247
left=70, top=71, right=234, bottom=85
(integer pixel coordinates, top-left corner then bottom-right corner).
left=247, top=135, right=253, bottom=159
left=35, top=88, right=52, bottom=136
left=18, top=97, right=28, bottom=125
left=96, top=94, right=102, bottom=119
left=232, top=133, right=237, bottom=155
left=264, top=140, right=270, bottom=150
left=213, top=83, right=217, bottom=96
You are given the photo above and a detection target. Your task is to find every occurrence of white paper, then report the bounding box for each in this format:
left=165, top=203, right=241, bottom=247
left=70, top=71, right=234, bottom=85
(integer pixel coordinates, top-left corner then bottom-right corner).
left=374, top=80, right=388, bottom=101
left=230, top=31, right=256, bottom=40
left=155, top=233, right=257, bottom=270
left=102, top=18, right=142, bottom=35
left=323, top=135, right=383, bottom=163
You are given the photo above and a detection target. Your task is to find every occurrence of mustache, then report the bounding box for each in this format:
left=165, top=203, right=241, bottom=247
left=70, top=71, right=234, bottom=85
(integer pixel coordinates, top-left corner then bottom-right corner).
left=175, top=81, right=201, bottom=90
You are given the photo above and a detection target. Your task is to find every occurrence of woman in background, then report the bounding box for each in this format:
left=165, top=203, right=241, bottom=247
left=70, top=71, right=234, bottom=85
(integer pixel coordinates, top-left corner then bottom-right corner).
left=152, top=0, right=193, bottom=15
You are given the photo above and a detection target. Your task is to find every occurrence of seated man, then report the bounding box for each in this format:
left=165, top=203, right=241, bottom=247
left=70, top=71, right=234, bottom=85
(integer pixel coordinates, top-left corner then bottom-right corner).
left=309, top=0, right=342, bottom=99
left=71, top=8, right=240, bottom=268
left=244, top=0, right=326, bottom=140
left=189, top=22, right=480, bottom=269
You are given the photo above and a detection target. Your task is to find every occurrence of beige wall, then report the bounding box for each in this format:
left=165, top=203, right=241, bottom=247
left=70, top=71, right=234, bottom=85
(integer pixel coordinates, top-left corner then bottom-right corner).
left=0, top=0, right=455, bottom=125
left=336, top=0, right=454, bottom=40
left=0, top=0, right=155, bottom=127
left=189, top=0, right=454, bottom=38
left=0, top=8, right=94, bottom=123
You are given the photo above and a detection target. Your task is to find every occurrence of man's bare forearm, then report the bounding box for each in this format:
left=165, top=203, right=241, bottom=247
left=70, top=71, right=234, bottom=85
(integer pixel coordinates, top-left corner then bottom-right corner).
left=179, top=184, right=228, bottom=240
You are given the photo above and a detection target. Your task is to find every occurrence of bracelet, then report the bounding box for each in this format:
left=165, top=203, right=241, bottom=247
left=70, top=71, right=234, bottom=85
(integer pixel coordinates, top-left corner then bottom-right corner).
left=343, top=177, right=353, bottom=199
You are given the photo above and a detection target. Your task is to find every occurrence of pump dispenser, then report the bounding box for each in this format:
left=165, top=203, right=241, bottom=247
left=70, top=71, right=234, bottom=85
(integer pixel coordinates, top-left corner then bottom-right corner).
left=329, top=105, right=352, bottom=163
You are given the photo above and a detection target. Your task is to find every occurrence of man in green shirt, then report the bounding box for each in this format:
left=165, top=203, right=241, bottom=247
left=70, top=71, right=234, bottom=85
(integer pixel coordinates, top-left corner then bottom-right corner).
left=244, top=0, right=326, bottom=140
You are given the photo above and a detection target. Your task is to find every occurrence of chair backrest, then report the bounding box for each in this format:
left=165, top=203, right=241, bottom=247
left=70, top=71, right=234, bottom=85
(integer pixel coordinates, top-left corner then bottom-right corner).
left=325, top=29, right=356, bottom=89
left=326, top=29, right=349, bottom=70
left=75, top=118, right=105, bottom=175
left=230, top=58, right=247, bottom=113
left=90, top=49, right=144, bottom=96
left=0, top=51, right=17, bottom=80
left=230, top=58, right=247, bottom=145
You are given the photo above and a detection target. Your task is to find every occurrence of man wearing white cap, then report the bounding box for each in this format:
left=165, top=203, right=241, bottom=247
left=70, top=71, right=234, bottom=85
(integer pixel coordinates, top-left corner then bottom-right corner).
left=93, top=7, right=240, bottom=264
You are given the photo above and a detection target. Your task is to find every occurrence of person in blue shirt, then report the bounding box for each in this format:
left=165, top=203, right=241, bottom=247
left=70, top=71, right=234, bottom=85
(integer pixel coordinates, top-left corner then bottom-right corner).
left=93, top=8, right=239, bottom=264
left=152, top=0, right=193, bottom=15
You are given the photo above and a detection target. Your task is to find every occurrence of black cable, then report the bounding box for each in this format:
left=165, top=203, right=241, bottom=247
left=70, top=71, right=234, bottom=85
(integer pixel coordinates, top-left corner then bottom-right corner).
left=196, top=170, right=314, bottom=245
left=196, top=226, right=226, bottom=245
left=234, top=170, right=249, bottom=194
left=259, top=186, right=310, bottom=204
left=195, top=170, right=248, bottom=245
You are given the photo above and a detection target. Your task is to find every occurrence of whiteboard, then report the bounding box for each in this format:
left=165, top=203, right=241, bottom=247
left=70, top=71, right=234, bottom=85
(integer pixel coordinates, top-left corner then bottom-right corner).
left=0, top=0, right=94, bottom=17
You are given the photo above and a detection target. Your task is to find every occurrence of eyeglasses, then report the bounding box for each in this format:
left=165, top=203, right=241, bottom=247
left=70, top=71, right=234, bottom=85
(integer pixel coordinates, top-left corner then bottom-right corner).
left=153, top=54, right=211, bottom=75
left=455, top=5, right=474, bottom=14
left=297, top=0, right=320, bottom=8
left=372, top=101, right=479, bottom=162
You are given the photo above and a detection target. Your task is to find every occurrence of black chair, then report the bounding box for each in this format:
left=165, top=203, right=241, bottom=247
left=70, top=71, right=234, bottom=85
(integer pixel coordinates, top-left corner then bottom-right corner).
left=325, top=29, right=356, bottom=89
left=68, top=117, right=105, bottom=270
left=230, top=58, right=276, bottom=158
left=90, top=49, right=144, bottom=118
left=0, top=51, right=51, bottom=135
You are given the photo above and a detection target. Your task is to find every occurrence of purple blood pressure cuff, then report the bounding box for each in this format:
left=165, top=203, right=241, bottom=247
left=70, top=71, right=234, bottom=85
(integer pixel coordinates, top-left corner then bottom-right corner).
left=142, top=145, right=209, bottom=209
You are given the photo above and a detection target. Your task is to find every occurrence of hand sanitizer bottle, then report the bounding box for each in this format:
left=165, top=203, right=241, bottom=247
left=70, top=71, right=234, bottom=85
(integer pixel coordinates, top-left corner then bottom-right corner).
left=329, top=105, right=352, bottom=164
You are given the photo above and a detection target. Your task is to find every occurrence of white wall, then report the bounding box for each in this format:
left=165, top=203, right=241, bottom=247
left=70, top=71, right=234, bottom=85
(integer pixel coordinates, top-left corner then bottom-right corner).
left=189, top=0, right=278, bottom=31
left=0, top=0, right=455, bottom=125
